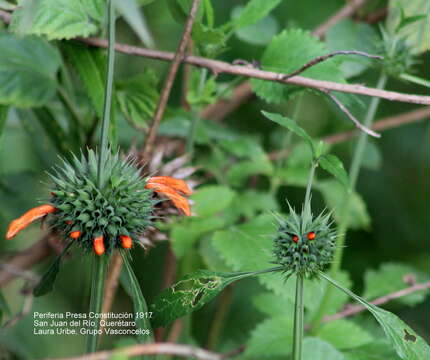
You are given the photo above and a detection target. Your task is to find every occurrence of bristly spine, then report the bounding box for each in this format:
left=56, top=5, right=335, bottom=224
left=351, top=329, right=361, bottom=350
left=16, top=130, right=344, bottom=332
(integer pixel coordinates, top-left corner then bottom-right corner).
left=273, top=204, right=337, bottom=279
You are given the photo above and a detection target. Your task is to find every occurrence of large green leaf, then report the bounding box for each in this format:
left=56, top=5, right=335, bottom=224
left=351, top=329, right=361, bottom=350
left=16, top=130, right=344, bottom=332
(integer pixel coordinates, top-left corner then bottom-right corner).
left=319, top=319, right=373, bottom=350
left=302, top=338, right=345, bottom=360
left=387, top=0, right=430, bottom=54
left=191, top=185, right=236, bottom=217
left=0, top=34, right=61, bottom=108
left=320, top=271, right=430, bottom=360
left=11, top=0, right=105, bottom=40
left=63, top=43, right=106, bottom=117
left=151, top=269, right=263, bottom=327
left=363, top=263, right=430, bottom=306
left=252, top=29, right=345, bottom=104
left=116, top=71, right=159, bottom=130
left=120, top=253, right=154, bottom=343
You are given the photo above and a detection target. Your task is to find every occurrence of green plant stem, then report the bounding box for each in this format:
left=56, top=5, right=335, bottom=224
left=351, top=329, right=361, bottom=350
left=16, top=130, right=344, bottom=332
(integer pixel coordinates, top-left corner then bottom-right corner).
left=97, top=0, right=116, bottom=187
left=310, top=72, right=388, bottom=332
left=304, top=160, right=318, bottom=217
left=292, top=274, right=304, bottom=360
left=85, top=254, right=109, bottom=353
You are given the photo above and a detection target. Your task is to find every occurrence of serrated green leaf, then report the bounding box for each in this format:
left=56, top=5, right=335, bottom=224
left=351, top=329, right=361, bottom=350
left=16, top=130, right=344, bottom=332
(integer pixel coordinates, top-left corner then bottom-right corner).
left=151, top=270, right=259, bottom=327
left=303, top=338, right=345, bottom=360
left=319, top=154, right=350, bottom=189
left=0, top=34, right=61, bottom=108
left=263, top=111, right=316, bottom=156
left=226, top=156, right=273, bottom=186
left=252, top=29, right=346, bottom=104
left=319, top=319, right=373, bottom=350
left=321, top=271, right=430, bottom=360
left=252, top=292, right=294, bottom=318
left=11, top=0, right=105, bottom=40
left=120, top=253, right=153, bottom=343
left=63, top=43, right=105, bottom=117
left=363, top=263, right=430, bottom=306
left=191, top=185, right=236, bottom=217
left=116, top=71, right=159, bottom=130
left=317, top=180, right=371, bottom=230
left=34, top=241, right=74, bottom=297
left=387, top=0, right=430, bottom=54
left=244, top=316, right=293, bottom=357
left=227, top=0, right=282, bottom=30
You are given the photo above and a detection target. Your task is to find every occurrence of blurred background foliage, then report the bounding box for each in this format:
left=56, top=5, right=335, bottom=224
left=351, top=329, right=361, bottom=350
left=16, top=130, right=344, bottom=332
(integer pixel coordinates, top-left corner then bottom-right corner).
left=0, top=0, right=430, bottom=358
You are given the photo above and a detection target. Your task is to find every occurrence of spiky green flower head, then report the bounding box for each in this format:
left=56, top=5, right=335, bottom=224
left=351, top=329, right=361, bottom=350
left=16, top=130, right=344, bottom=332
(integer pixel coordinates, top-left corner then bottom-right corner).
left=47, top=150, right=155, bottom=254
left=273, top=205, right=337, bottom=278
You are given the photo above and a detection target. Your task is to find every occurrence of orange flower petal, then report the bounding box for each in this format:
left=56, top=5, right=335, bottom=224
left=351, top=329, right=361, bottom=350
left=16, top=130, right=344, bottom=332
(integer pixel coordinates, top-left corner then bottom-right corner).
left=147, top=176, right=192, bottom=196
left=70, top=231, right=81, bottom=239
left=120, top=235, right=132, bottom=249
left=93, top=236, right=105, bottom=255
left=6, top=204, right=57, bottom=240
left=145, top=182, right=191, bottom=216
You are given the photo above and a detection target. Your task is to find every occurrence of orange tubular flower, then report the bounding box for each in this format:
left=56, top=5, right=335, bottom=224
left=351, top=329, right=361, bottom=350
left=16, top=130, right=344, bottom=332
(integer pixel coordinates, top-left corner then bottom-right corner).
left=120, top=235, right=132, bottom=249
left=93, top=236, right=105, bottom=256
left=6, top=205, right=57, bottom=240
left=145, top=176, right=192, bottom=216
left=70, top=231, right=81, bottom=239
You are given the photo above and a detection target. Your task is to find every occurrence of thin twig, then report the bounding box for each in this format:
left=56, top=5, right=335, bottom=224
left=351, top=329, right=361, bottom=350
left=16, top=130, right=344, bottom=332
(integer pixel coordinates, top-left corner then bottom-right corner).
left=43, top=342, right=238, bottom=360
left=320, top=279, right=430, bottom=325
left=73, top=37, right=430, bottom=106
left=269, top=106, right=430, bottom=160
left=282, top=51, right=382, bottom=80
left=324, top=90, right=381, bottom=138
left=312, top=0, right=368, bottom=38
left=140, top=0, right=202, bottom=164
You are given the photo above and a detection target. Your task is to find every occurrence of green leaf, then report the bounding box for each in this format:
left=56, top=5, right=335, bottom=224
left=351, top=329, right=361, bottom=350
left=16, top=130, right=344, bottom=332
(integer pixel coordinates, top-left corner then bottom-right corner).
left=120, top=253, right=153, bottom=343
left=320, top=271, right=430, bottom=360
left=0, top=0, right=15, bottom=10
left=319, top=154, right=350, bottom=189
left=0, top=105, right=8, bottom=148
left=11, top=0, right=105, bottom=40
left=252, top=292, right=294, bottom=318
left=387, top=0, right=430, bottom=54
left=319, top=319, right=373, bottom=350
left=303, top=338, right=345, bottom=360
left=192, top=23, right=227, bottom=58
left=252, top=29, right=345, bottom=104
left=231, top=6, right=279, bottom=46
left=244, top=316, right=293, bottom=357
left=34, top=241, right=74, bottom=297
left=171, top=216, right=226, bottom=258
left=226, top=155, right=273, bottom=187
left=227, top=0, right=282, bottom=30
left=326, top=19, right=380, bottom=78
left=262, top=111, right=316, bottom=156
left=191, top=185, right=236, bottom=217
left=363, top=263, right=430, bottom=306
left=116, top=71, right=159, bottom=130
left=0, top=34, right=61, bottom=108
left=317, top=180, right=371, bottom=230
left=343, top=341, right=402, bottom=360
left=63, top=43, right=106, bottom=117
left=151, top=270, right=258, bottom=327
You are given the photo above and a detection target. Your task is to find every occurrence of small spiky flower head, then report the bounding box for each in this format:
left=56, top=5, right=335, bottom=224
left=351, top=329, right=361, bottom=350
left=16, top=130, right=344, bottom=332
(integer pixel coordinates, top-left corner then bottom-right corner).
left=6, top=150, right=192, bottom=255
left=273, top=204, right=336, bottom=278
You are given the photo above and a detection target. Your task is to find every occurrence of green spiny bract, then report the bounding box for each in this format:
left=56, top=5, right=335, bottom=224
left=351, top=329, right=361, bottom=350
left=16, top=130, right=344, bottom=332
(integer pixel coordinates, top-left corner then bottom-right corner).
left=47, top=150, right=155, bottom=253
left=273, top=206, right=336, bottom=278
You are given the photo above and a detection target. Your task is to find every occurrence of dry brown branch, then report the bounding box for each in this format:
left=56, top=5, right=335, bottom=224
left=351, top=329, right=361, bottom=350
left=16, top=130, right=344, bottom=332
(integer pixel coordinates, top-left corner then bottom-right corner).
left=269, top=106, right=430, bottom=160
left=312, top=0, right=368, bottom=38
left=44, top=342, right=238, bottom=360
left=320, top=279, right=430, bottom=324
left=140, top=0, right=202, bottom=163
left=73, top=37, right=430, bottom=106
